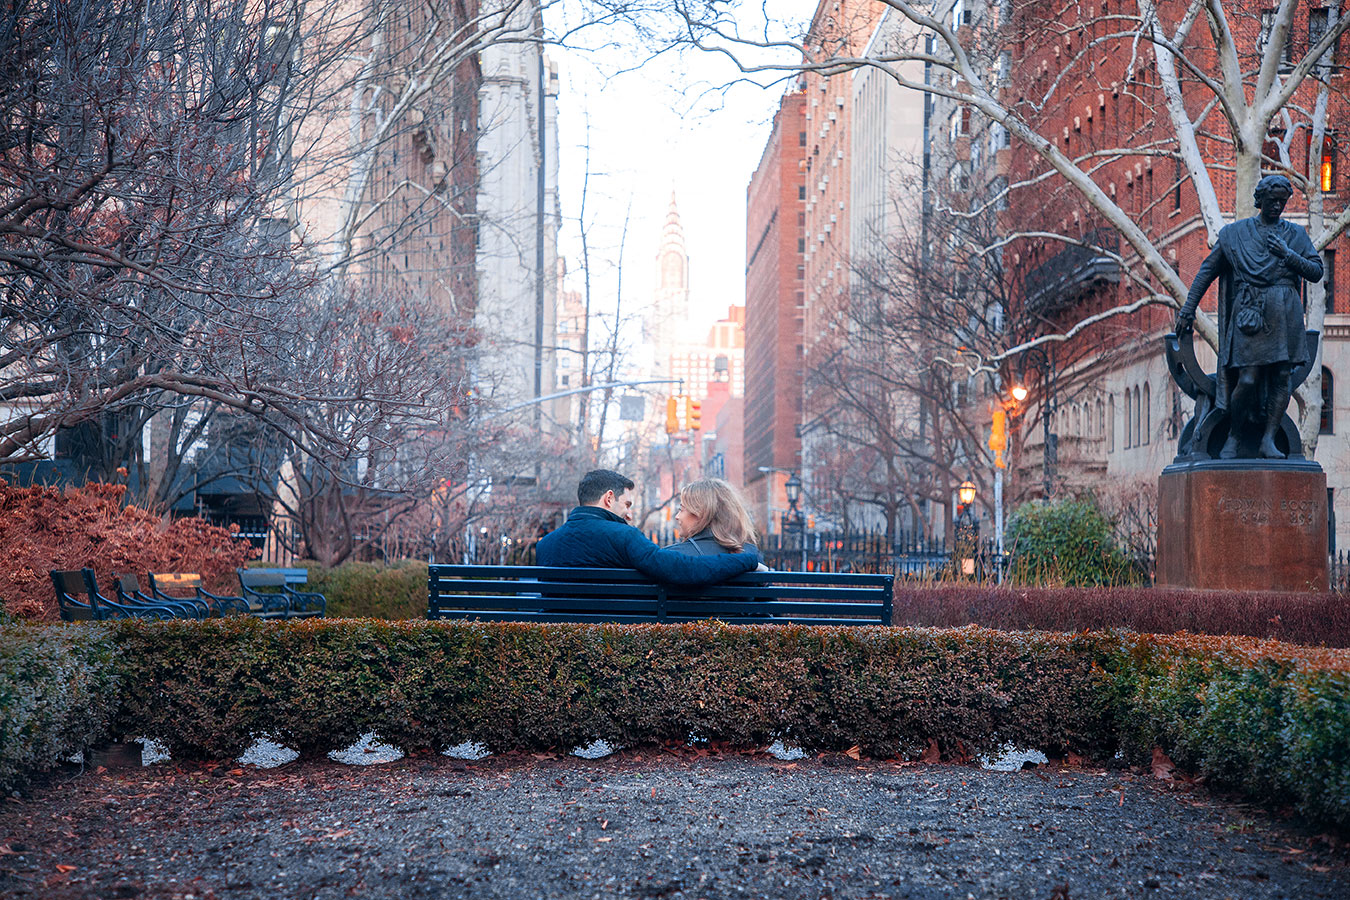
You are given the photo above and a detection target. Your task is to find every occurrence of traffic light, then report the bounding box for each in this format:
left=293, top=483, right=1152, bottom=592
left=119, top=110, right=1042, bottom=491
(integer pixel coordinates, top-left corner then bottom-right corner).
left=989, top=408, right=1008, bottom=469
left=665, top=396, right=679, bottom=434
left=688, top=398, right=703, bottom=431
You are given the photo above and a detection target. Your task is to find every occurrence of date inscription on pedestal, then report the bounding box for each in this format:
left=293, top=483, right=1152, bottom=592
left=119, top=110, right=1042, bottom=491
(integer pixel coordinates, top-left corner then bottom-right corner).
left=1216, top=496, right=1320, bottom=527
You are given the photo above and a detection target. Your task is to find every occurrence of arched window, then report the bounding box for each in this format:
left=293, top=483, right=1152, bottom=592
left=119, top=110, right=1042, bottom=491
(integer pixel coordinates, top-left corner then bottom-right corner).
left=1322, top=367, right=1335, bottom=435
left=1142, top=382, right=1151, bottom=444
left=1108, top=395, right=1115, bottom=450
left=1132, top=386, right=1141, bottom=448
left=1097, top=399, right=1105, bottom=439
left=1117, top=388, right=1128, bottom=447
left=1072, top=405, right=1081, bottom=435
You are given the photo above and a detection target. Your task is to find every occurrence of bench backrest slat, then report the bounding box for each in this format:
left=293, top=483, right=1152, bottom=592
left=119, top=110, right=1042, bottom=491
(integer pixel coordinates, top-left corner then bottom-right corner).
left=427, top=563, right=892, bottom=626
left=152, top=573, right=202, bottom=591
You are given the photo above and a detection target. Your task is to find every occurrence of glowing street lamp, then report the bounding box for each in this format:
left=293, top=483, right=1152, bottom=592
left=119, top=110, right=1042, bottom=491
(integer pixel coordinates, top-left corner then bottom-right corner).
left=958, top=480, right=977, bottom=507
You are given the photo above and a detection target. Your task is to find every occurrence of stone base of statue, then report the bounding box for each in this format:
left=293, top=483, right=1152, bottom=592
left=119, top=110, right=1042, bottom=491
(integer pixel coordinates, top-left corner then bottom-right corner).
left=1157, top=461, right=1328, bottom=592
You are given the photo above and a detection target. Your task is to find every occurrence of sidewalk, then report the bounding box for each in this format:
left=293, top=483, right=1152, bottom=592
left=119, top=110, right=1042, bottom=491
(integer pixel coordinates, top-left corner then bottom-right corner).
left=0, top=751, right=1344, bottom=899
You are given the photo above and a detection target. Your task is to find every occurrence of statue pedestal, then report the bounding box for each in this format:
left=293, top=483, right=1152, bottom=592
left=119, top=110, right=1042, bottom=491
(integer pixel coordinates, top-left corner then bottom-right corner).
left=1157, top=464, right=1328, bottom=592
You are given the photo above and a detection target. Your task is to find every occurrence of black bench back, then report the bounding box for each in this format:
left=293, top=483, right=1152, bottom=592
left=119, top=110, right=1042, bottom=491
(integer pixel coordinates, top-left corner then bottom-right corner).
left=428, top=565, right=893, bottom=626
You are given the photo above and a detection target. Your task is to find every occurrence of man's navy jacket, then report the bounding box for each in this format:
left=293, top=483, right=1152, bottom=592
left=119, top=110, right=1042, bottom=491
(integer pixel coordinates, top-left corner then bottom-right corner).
left=535, top=506, right=760, bottom=585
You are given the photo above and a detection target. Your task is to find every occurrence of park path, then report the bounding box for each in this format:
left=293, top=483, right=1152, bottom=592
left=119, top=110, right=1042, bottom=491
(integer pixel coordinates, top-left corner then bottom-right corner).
left=0, top=751, right=1344, bottom=899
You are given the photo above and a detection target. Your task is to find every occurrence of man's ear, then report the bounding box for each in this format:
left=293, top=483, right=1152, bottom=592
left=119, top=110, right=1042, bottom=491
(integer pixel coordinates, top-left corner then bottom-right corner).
left=600, top=489, right=614, bottom=509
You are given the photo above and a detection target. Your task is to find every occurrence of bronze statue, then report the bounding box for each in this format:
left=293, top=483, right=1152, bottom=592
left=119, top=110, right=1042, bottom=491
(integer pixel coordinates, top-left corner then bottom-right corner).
left=1175, top=175, right=1323, bottom=459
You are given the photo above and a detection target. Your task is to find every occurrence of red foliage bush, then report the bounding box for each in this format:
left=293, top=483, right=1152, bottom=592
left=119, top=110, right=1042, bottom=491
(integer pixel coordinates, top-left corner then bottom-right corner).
left=892, top=585, right=1350, bottom=647
left=0, top=481, right=256, bottom=620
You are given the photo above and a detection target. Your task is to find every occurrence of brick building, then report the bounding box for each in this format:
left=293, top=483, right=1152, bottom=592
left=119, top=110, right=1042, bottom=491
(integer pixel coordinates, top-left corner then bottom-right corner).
left=991, top=0, right=1350, bottom=544
left=743, top=91, right=808, bottom=534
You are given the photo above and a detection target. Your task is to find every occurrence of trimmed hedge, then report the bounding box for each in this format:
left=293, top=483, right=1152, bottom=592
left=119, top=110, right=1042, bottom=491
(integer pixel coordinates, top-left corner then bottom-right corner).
left=259, top=560, right=428, bottom=619
left=3, top=620, right=1348, bottom=832
left=892, top=585, right=1350, bottom=647
left=0, top=624, right=121, bottom=791
left=1103, top=634, right=1350, bottom=831
left=108, top=620, right=1114, bottom=762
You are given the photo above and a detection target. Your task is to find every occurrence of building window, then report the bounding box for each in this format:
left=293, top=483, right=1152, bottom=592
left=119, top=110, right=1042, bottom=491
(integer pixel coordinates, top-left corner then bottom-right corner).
left=799, top=131, right=807, bottom=147
left=1310, top=8, right=1337, bottom=65
left=1123, top=389, right=1132, bottom=448
left=1322, top=134, right=1338, bottom=193
left=1173, top=157, right=1183, bottom=211
left=949, top=162, right=970, bottom=193
left=1107, top=396, right=1117, bottom=453
left=1142, top=383, right=1150, bottom=444
left=1259, top=10, right=1295, bottom=72
left=1326, top=248, right=1337, bottom=314
left=1322, top=367, right=1335, bottom=434
left=1097, top=398, right=1105, bottom=440
left=952, top=0, right=971, bottom=30
left=798, top=185, right=806, bottom=200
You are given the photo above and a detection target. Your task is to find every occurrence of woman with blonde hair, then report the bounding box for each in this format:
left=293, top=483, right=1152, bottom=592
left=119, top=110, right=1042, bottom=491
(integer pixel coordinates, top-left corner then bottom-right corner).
left=669, top=478, right=760, bottom=556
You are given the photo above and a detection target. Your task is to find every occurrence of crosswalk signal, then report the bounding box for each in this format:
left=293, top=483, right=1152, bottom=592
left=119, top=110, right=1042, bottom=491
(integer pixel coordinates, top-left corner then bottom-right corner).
left=688, top=398, right=703, bottom=431
left=665, top=396, right=679, bottom=434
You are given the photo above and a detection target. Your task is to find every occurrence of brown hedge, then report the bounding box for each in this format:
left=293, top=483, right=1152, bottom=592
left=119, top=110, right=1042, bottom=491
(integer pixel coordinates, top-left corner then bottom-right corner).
left=109, top=619, right=1115, bottom=763
left=892, top=585, right=1350, bottom=647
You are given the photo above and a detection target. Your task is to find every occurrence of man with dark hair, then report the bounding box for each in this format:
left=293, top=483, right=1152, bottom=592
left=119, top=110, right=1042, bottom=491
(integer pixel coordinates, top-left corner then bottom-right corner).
left=536, top=469, right=761, bottom=584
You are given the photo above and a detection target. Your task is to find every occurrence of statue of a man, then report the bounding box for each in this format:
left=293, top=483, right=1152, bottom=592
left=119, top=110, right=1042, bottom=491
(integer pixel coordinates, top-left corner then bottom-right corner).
left=1175, top=174, right=1323, bottom=459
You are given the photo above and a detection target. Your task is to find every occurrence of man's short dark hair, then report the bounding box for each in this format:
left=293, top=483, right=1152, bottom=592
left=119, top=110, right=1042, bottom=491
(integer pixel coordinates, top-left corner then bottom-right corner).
left=577, top=469, right=634, bottom=505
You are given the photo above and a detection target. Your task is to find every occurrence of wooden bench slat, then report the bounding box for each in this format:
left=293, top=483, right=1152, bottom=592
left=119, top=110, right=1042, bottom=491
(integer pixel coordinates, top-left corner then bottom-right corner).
left=427, top=564, right=892, bottom=626
left=428, top=565, right=892, bottom=587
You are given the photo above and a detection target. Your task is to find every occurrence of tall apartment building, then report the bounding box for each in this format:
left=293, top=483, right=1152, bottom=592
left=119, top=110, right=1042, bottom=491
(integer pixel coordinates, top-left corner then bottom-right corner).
left=798, top=0, right=883, bottom=514
left=743, top=91, right=807, bottom=534
left=476, top=0, right=562, bottom=428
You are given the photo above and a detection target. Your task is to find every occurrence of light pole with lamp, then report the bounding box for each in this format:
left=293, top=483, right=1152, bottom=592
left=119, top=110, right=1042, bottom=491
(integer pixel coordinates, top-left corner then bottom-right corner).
left=782, top=472, right=807, bottom=572
left=956, top=479, right=979, bottom=577
left=1010, top=345, right=1057, bottom=498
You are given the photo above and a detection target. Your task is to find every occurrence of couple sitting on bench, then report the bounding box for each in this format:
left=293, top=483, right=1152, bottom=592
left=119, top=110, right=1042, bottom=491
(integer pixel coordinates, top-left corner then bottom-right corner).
left=536, top=469, right=768, bottom=585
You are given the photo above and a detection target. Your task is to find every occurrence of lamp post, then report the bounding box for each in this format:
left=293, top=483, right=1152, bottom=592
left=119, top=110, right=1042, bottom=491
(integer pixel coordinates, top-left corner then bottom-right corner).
left=956, top=479, right=979, bottom=577
left=1011, top=346, right=1057, bottom=498
left=782, top=472, right=807, bottom=572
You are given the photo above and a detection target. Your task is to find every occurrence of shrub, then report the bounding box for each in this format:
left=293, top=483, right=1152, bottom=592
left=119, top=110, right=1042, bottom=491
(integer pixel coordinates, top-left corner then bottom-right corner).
left=1100, top=634, right=1350, bottom=830
left=5, top=620, right=1349, bottom=832
left=890, top=585, right=1350, bottom=647
left=0, top=481, right=257, bottom=621
left=0, top=624, right=121, bottom=792
left=1005, top=498, right=1139, bottom=586
left=277, top=560, right=428, bottom=619
left=108, top=620, right=1114, bottom=762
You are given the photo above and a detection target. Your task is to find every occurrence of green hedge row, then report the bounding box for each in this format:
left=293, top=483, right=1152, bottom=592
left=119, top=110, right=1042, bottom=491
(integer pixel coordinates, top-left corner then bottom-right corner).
left=267, top=560, right=428, bottom=619
left=0, top=624, right=121, bottom=790
left=1103, top=634, right=1350, bottom=831
left=108, top=620, right=1112, bottom=763
left=3, top=620, right=1347, bottom=832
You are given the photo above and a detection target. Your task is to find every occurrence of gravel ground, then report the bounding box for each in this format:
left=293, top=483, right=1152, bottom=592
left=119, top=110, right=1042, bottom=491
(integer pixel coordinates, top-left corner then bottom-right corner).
left=0, top=751, right=1344, bottom=900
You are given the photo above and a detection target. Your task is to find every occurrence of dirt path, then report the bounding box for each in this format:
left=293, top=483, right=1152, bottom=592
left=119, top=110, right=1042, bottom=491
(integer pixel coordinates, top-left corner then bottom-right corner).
left=0, top=752, right=1344, bottom=899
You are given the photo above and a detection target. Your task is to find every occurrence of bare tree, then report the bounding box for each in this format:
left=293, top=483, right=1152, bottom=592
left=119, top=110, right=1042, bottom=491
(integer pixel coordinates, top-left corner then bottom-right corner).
left=658, top=0, right=1350, bottom=450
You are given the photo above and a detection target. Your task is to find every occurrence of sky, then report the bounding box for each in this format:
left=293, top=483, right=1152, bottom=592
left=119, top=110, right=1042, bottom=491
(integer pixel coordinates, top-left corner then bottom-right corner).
left=548, top=2, right=819, bottom=352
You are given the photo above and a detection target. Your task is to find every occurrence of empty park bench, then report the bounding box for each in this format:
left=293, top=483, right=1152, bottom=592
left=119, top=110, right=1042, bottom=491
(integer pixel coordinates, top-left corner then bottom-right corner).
left=51, top=569, right=178, bottom=621
left=426, top=565, right=894, bottom=625
left=148, top=573, right=251, bottom=617
left=237, top=568, right=327, bottom=619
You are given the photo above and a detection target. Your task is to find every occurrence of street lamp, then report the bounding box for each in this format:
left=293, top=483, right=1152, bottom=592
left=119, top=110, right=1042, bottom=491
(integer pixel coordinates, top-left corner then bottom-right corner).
left=781, top=472, right=807, bottom=571
left=958, top=480, right=976, bottom=507
left=956, top=479, right=979, bottom=577
left=1014, top=346, right=1057, bottom=498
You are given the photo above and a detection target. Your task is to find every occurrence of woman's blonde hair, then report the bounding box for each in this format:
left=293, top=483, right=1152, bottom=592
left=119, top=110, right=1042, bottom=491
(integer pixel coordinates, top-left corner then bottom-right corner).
left=678, top=478, right=758, bottom=551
